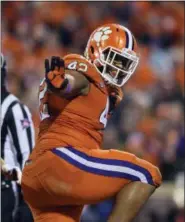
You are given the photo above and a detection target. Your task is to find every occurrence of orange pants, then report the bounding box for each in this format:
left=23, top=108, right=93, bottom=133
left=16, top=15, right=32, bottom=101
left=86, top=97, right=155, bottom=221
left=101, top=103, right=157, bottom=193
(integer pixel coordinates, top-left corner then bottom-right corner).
left=22, top=146, right=162, bottom=222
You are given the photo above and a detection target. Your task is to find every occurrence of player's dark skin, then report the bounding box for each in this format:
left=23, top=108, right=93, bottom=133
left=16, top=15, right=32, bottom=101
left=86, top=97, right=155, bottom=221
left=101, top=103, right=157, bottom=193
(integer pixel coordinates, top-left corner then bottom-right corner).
left=46, top=57, right=160, bottom=222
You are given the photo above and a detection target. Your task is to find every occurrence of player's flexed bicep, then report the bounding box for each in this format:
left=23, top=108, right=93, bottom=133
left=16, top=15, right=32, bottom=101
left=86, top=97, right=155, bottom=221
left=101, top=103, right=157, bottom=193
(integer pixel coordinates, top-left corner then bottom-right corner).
left=45, top=56, right=90, bottom=99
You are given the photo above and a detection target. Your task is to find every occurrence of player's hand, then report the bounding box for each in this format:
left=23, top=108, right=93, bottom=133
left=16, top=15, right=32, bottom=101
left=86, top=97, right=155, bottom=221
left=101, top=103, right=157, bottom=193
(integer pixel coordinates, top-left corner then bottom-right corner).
left=45, top=56, right=65, bottom=90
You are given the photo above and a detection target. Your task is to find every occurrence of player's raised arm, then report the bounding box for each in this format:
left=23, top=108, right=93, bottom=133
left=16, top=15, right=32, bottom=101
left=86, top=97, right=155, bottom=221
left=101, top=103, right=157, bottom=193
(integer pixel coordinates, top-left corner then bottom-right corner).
left=45, top=56, right=90, bottom=98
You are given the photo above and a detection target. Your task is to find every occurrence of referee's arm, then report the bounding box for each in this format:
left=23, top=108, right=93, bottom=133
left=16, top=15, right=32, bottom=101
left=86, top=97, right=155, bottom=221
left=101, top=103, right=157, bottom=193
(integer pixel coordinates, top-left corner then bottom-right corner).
left=6, top=102, right=35, bottom=170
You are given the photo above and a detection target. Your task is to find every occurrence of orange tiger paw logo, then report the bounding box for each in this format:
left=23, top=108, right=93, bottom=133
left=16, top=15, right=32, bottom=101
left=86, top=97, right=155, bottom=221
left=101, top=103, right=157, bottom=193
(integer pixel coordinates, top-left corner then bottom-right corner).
left=92, top=26, right=112, bottom=47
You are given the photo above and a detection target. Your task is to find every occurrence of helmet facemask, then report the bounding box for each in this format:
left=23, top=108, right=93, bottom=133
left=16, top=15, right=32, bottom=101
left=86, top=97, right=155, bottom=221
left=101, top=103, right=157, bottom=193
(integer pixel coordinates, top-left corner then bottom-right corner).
left=95, top=47, right=139, bottom=87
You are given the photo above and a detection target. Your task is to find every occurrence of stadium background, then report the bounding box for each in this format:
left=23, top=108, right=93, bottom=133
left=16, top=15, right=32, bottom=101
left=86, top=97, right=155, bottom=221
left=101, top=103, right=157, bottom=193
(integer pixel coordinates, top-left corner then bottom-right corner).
left=2, top=2, right=184, bottom=222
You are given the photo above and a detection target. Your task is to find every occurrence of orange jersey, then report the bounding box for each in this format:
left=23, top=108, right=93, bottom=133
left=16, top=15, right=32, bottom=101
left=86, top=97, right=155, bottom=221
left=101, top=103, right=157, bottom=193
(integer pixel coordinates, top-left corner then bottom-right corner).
left=31, top=54, right=123, bottom=159
left=31, top=54, right=107, bottom=157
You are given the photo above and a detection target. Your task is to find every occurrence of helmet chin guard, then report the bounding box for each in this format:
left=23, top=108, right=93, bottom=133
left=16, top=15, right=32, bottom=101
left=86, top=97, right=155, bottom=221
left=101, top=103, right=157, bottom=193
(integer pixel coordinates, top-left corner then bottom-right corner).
left=94, top=47, right=139, bottom=87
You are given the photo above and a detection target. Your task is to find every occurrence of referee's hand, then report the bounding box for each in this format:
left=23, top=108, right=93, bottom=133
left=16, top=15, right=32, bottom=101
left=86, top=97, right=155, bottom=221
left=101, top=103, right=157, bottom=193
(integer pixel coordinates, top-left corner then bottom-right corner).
left=1, top=159, right=22, bottom=184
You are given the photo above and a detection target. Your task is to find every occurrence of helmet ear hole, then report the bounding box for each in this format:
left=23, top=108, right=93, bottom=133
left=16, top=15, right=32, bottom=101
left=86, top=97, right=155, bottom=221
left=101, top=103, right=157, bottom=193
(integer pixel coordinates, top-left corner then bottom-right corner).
left=90, top=46, right=94, bottom=54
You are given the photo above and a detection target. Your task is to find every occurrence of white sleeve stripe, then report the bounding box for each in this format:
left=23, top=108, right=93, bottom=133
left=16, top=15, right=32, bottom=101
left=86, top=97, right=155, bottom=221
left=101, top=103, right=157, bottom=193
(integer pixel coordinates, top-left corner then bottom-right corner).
left=12, top=104, right=31, bottom=168
left=4, top=134, right=20, bottom=169
left=24, top=105, right=35, bottom=148
left=7, top=105, right=23, bottom=168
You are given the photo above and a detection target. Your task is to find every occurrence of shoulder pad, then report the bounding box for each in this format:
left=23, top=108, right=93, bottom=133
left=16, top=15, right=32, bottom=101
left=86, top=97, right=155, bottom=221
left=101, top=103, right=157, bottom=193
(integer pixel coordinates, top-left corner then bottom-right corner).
left=63, top=54, right=106, bottom=92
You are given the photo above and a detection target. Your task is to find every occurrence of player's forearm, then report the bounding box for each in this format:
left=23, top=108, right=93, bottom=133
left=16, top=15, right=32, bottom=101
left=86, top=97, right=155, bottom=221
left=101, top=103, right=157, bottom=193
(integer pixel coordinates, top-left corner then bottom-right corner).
left=45, top=56, right=90, bottom=98
left=49, top=70, right=89, bottom=98
left=60, top=73, right=76, bottom=95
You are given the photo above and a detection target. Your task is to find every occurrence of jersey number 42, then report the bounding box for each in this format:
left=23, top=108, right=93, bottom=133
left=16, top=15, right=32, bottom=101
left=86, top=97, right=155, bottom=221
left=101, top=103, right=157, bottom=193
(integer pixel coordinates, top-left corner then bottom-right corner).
left=39, top=78, right=110, bottom=128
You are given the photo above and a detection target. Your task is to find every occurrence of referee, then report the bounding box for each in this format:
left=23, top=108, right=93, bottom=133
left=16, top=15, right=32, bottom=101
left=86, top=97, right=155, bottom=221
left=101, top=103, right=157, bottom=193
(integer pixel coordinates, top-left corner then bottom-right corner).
left=1, top=53, right=35, bottom=222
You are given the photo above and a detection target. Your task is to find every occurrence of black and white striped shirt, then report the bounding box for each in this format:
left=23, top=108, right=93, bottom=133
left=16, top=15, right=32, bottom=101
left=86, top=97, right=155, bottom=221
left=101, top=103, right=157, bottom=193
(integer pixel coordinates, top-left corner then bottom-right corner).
left=1, top=92, right=35, bottom=171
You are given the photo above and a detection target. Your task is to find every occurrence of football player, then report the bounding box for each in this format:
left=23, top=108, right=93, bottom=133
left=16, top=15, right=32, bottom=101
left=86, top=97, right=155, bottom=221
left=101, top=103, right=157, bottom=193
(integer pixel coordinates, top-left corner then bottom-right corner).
left=22, top=24, right=162, bottom=222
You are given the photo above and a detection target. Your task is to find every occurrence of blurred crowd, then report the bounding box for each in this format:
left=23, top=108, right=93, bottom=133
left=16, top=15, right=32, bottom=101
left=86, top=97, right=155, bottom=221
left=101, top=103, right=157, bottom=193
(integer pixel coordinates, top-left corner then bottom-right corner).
left=2, top=2, right=184, bottom=222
